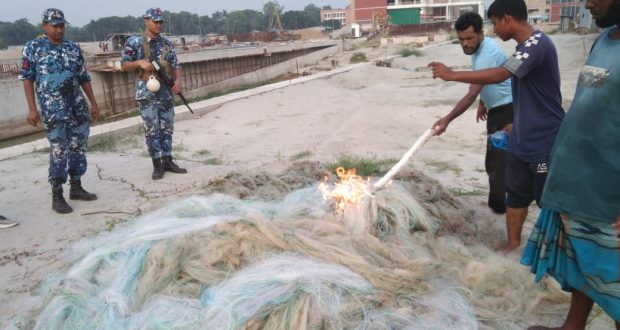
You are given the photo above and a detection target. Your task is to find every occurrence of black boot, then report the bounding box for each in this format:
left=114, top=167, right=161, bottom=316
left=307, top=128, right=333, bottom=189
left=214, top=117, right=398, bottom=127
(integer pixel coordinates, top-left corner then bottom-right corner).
left=52, top=188, right=73, bottom=214
left=70, top=180, right=98, bottom=201
left=152, top=158, right=165, bottom=180
left=162, top=156, right=187, bottom=174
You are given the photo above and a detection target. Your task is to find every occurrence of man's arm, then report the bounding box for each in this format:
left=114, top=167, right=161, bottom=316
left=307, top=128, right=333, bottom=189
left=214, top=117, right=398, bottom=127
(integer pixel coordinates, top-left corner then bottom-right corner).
left=121, top=59, right=152, bottom=73
left=171, top=67, right=182, bottom=95
left=432, top=84, right=483, bottom=135
left=119, top=38, right=150, bottom=73
left=22, top=80, right=40, bottom=126
left=429, top=62, right=512, bottom=85
left=80, top=81, right=100, bottom=122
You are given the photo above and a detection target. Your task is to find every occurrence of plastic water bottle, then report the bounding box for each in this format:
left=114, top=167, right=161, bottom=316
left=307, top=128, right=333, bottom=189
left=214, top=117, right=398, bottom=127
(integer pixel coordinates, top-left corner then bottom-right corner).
left=488, top=131, right=509, bottom=150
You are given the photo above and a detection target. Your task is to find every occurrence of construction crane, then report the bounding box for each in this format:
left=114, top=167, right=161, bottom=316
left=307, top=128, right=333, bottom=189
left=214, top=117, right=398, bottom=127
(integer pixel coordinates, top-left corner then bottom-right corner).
left=371, top=10, right=390, bottom=40
left=267, top=4, right=286, bottom=42
left=268, top=7, right=284, bottom=34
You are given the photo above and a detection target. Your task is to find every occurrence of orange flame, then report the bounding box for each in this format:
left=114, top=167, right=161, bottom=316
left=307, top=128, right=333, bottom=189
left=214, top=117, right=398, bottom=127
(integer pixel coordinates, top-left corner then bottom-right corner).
left=319, top=167, right=372, bottom=211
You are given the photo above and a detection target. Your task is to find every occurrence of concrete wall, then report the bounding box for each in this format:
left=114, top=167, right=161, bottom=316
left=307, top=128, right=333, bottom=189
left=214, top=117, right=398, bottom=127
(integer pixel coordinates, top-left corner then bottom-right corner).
left=381, top=36, right=429, bottom=46
left=0, top=80, right=40, bottom=140
left=185, top=45, right=340, bottom=99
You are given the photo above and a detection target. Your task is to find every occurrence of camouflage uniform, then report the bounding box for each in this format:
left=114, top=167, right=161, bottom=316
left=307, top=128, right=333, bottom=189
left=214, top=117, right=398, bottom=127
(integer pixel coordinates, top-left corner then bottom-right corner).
left=120, top=32, right=180, bottom=160
left=19, top=35, right=92, bottom=186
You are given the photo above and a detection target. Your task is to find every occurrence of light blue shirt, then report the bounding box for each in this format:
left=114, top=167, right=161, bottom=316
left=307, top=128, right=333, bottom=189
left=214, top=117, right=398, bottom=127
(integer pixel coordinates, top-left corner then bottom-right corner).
left=472, top=37, right=512, bottom=109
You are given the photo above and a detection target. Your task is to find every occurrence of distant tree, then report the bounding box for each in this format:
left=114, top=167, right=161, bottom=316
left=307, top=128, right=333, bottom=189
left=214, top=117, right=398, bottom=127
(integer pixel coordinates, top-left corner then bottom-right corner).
left=0, top=3, right=340, bottom=45
left=245, top=10, right=267, bottom=31
left=80, top=16, right=143, bottom=41
left=223, top=10, right=265, bottom=34
left=209, top=11, right=228, bottom=34
left=263, top=1, right=284, bottom=17
left=166, top=11, right=202, bottom=35
left=0, top=19, right=39, bottom=46
left=280, top=4, right=322, bottom=30
left=65, top=25, right=91, bottom=42
left=212, top=10, right=227, bottom=24
left=226, top=11, right=246, bottom=34
left=197, top=15, right=216, bottom=34
left=263, top=1, right=284, bottom=31
left=322, top=5, right=333, bottom=10
left=304, top=4, right=322, bottom=27
left=0, top=22, right=7, bottom=49
left=282, top=11, right=313, bottom=30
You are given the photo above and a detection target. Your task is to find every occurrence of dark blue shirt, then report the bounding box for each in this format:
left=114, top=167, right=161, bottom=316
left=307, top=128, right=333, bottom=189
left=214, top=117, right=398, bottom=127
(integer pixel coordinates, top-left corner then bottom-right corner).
left=19, top=36, right=91, bottom=128
left=502, top=31, right=565, bottom=162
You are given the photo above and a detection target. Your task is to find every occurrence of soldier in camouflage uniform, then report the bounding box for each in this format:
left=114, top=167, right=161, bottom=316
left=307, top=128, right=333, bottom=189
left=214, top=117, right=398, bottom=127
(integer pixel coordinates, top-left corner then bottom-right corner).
left=20, top=8, right=100, bottom=214
left=120, top=7, right=187, bottom=180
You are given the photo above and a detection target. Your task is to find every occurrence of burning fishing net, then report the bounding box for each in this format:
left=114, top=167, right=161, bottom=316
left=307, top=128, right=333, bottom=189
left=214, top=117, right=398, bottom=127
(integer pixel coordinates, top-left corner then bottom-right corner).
left=25, top=162, right=569, bottom=329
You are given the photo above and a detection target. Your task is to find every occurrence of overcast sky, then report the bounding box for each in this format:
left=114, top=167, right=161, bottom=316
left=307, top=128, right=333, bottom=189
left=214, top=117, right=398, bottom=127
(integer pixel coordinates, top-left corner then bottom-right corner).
left=1, top=0, right=350, bottom=27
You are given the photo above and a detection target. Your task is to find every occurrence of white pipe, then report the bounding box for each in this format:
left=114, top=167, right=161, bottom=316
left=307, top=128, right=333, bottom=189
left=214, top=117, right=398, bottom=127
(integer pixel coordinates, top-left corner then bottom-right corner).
left=372, top=128, right=435, bottom=192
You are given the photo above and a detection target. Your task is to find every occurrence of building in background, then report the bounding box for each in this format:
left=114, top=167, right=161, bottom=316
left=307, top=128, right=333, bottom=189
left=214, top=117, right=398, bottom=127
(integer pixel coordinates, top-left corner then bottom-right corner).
left=387, top=0, right=483, bottom=22
left=526, top=0, right=549, bottom=24
left=549, top=0, right=580, bottom=24
left=575, top=0, right=595, bottom=29
left=349, top=0, right=483, bottom=28
left=351, top=0, right=388, bottom=27
left=320, top=8, right=349, bottom=26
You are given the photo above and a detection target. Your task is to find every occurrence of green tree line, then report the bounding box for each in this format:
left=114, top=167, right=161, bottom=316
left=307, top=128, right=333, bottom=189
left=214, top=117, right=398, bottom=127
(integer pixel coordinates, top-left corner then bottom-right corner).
left=0, top=2, right=341, bottom=49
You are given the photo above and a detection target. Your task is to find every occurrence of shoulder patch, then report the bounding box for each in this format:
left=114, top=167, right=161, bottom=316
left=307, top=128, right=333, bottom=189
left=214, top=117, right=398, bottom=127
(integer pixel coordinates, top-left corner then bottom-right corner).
left=578, top=65, right=610, bottom=88
left=524, top=34, right=541, bottom=48
left=503, top=56, right=522, bottom=73
left=513, top=51, right=530, bottom=60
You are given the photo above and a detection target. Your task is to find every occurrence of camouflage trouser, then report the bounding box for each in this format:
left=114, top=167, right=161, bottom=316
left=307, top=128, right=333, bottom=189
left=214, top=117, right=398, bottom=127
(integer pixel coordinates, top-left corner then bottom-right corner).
left=46, top=120, right=90, bottom=187
left=138, top=99, right=175, bottom=160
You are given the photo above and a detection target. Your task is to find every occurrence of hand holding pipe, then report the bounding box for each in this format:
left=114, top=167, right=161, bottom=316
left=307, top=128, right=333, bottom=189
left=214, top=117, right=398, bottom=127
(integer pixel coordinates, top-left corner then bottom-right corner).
left=371, top=128, right=436, bottom=192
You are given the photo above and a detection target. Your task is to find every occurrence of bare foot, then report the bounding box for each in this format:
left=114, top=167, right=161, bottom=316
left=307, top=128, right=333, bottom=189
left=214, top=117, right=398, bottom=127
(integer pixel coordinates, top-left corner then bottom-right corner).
left=501, top=244, right=519, bottom=254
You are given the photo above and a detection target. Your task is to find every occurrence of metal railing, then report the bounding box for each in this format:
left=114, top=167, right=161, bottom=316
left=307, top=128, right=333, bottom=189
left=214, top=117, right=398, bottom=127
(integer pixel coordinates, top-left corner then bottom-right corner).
left=0, top=63, right=20, bottom=80
left=388, top=21, right=454, bottom=36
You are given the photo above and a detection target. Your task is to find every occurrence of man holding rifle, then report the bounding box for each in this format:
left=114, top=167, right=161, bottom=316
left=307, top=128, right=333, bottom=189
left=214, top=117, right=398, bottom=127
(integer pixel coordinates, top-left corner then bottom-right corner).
left=121, top=7, right=187, bottom=180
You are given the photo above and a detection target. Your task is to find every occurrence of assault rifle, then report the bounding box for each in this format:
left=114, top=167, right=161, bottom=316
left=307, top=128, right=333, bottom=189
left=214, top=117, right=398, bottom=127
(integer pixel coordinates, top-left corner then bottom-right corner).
left=151, top=60, right=194, bottom=114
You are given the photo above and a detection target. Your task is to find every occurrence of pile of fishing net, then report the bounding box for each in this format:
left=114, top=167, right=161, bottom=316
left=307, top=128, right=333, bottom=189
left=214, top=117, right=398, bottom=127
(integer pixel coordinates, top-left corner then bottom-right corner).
left=29, top=162, right=569, bottom=329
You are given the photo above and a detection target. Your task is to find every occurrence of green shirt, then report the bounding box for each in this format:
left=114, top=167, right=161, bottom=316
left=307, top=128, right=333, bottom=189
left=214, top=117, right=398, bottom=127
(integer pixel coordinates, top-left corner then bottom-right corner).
left=541, top=28, right=620, bottom=222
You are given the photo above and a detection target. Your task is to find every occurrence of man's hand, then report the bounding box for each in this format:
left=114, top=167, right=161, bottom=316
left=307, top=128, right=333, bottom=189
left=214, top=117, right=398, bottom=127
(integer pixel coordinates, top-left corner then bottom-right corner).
left=27, top=108, right=40, bottom=126
left=90, top=104, right=100, bottom=122
left=428, top=61, right=454, bottom=81
left=138, top=59, right=153, bottom=72
left=613, top=213, right=620, bottom=238
left=502, top=123, right=513, bottom=132
left=476, top=103, right=487, bottom=122
left=171, top=80, right=181, bottom=95
left=432, top=117, right=450, bottom=136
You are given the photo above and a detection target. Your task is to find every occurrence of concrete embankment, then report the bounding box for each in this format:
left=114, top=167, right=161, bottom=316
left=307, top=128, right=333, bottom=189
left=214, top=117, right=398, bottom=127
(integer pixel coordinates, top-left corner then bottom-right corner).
left=0, top=40, right=340, bottom=141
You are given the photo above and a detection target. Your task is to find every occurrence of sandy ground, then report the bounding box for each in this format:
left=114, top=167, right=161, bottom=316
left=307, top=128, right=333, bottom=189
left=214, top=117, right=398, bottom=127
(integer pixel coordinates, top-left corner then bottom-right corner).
left=0, top=32, right=604, bottom=327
